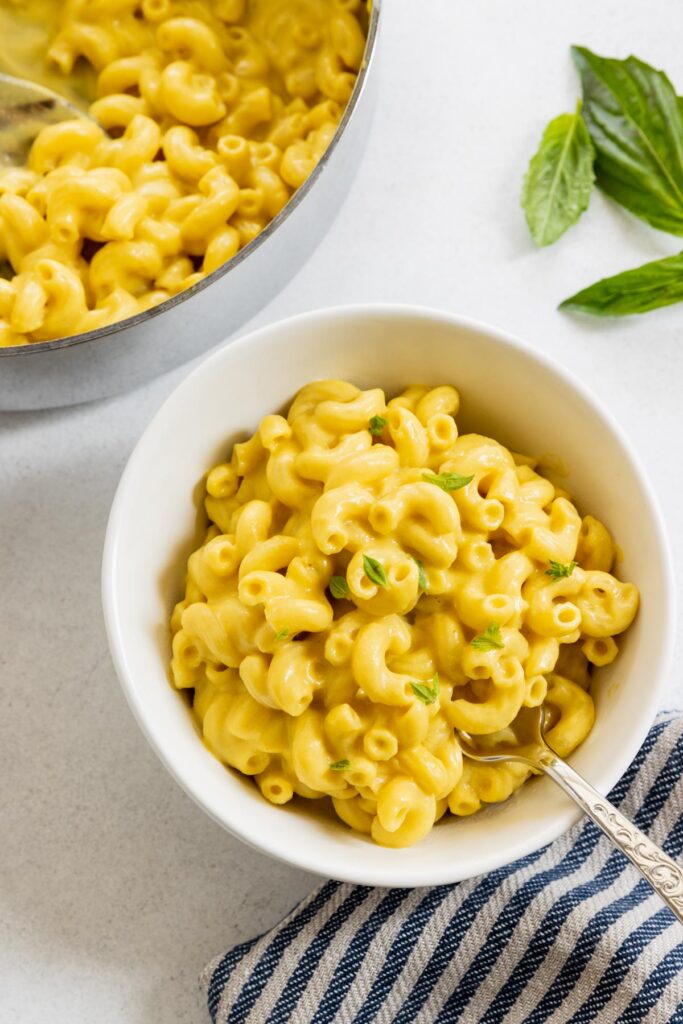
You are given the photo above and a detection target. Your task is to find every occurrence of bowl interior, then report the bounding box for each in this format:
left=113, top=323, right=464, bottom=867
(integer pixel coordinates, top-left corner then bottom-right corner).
left=103, top=306, right=674, bottom=887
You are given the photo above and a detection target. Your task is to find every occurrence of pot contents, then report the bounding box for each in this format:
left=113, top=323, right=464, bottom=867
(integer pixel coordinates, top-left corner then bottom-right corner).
left=0, top=0, right=369, bottom=346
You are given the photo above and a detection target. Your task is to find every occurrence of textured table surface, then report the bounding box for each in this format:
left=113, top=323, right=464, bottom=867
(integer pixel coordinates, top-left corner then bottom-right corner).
left=2, top=2, right=682, bottom=1021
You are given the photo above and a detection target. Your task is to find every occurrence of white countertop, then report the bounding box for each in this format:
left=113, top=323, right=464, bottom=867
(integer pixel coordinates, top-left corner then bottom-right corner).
left=2, top=2, right=682, bottom=1020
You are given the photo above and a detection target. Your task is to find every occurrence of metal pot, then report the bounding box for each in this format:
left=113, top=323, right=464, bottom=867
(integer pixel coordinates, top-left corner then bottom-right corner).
left=0, top=2, right=381, bottom=411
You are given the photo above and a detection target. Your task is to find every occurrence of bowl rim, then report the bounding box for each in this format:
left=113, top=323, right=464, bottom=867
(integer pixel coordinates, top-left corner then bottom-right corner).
left=0, top=2, right=382, bottom=359
left=101, top=302, right=676, bottom=886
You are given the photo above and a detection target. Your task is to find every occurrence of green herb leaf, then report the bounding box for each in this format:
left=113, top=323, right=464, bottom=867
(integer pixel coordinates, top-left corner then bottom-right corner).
left=274, top=628, right=289, bottom=641
left=545, top=559, right=578, bottom=580
left=471, top=623, right=505, bottom=651
left=363, top=554, right=388, bottom=588
left=369, top=415, right=388, bottom=436
left=572, top=46, right=683, bottom=235
left=560, top=251, right=683, bottom=316
left=522, top=100, right=595, bottom=246
left=413, top=557, right=428, bottom=592
left=410, top=672, right=440, bottom=705
left=329, top=575, right=351, bottom=599
left=422, top=471, right=474, bottom=492
left=329, top=759, right=350, bottom=771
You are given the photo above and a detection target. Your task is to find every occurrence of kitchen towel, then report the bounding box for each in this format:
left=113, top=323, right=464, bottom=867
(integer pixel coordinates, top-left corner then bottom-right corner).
left=202, top=711, right=683, bottom=1023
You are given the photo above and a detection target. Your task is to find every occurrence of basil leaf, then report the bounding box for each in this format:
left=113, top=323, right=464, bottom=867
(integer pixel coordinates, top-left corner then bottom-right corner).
left=471, top=623, right=505, bottom=651
left=413, top=557, right=428, bottom=592
left=545, top=560, right=577, bottom=580
left=329, top=759, right=350, bottom=771
left=522, top=100, right=595, bottom=246
left=363, top=554, right=388, bottom=588
left=369, top=415, right=388, bottom=436
left=572, top=46, right=683, bottom=235
left=410, top=673, right=440, bottom=705
left=274, top=628, right=289, bottom=640
left=422, top=471, right=473, bottom=492
left=329, top=576, right=351, bottom=599
left=560, top=251, right=683, bottom=315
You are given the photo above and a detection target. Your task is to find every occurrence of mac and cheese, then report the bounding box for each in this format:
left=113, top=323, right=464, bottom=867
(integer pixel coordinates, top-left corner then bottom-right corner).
left=0, top=0, right=368, bottom=346
left=170, top=380, right=639, bottom=847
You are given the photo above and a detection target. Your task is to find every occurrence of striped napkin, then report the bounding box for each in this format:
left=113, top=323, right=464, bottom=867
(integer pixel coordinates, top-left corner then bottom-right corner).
left=202, top=713, right=683, bottom=1023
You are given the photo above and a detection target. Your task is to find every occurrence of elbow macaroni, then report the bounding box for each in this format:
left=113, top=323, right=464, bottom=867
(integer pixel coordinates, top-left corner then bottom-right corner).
left=0, top=0, right=369, bottom=346
left=170, top=380, right=640, bottom=847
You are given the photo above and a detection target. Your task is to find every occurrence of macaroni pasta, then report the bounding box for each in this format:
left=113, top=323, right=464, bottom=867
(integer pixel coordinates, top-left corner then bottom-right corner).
left=0, top=0, right=368, bottom=346
left=170, top=381, right=640, bottom=848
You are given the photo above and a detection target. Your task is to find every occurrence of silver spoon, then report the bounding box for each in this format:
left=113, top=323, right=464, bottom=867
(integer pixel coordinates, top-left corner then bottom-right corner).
left=0, top=72, right=87, bottom=166
left=458, top=706, right=683, bottom=923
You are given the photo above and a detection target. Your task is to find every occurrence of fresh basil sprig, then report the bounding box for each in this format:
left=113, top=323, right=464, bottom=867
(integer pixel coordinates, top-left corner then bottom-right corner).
left=560, top=252, right=683, bottom=316
left=522, top=100, right=595, bottom=246
left=521, top=45, right=683, bottom=317
left=572, top=46, right=683, bottom=236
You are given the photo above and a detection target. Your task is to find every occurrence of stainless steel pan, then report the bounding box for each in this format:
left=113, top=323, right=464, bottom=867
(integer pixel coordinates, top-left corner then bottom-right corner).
left=0, top=2, right=381, bottom=410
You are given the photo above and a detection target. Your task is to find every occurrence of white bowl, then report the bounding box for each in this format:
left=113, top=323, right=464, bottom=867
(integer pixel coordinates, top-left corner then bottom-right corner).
left=102, top=305, right=675, bottom=887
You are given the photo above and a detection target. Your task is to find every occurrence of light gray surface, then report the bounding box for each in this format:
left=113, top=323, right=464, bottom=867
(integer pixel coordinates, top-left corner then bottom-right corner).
left=1, top=2, right=682, bottom=1021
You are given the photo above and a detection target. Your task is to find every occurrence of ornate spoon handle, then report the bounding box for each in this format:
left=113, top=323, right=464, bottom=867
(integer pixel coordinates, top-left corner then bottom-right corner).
left=542, top=754, right=683, bottom=924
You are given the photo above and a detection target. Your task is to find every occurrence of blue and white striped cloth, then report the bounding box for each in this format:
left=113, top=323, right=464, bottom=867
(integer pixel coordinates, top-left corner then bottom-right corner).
left=202, top=713, right=683, bottom=1023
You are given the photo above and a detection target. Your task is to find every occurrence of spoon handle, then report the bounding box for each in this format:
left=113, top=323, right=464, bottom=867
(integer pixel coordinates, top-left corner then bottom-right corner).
left=542, top=754, right=683, bottom=924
